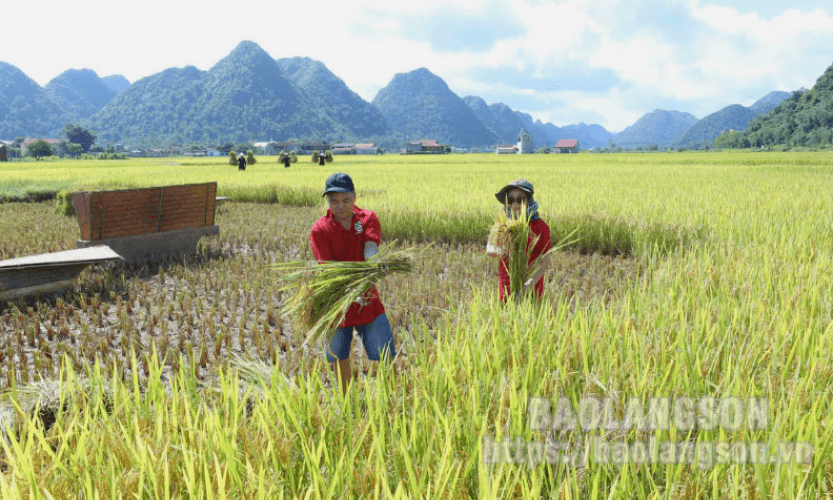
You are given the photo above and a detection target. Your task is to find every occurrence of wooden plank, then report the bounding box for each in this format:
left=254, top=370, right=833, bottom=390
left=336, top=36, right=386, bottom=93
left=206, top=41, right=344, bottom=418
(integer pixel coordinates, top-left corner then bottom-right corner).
left=0, top=246, right=122, bottom=269
left=71, top=183, right=219, bottom=241
left=72, top=192, right=92, bottom=240
left=206, top=184, right=217, bottom=225
left=160, top=184, right=211, bottom=232
left=91, top=192, right=102, bottom=241
left=0, top=246, right=123, bottom=298
left=100, top=189, right=161, bottom=239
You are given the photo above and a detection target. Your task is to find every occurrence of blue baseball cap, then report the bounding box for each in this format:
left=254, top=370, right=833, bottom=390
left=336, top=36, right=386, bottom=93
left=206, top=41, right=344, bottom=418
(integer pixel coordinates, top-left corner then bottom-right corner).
left=323, top=172, right=355, bottom=196
left=495, top=178, right=534, bottom=203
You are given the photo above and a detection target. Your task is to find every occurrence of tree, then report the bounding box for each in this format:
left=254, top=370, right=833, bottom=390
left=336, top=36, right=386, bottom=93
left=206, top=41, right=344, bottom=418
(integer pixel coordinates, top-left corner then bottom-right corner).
left=63, top=124, right=97, bottom=152
left=67, top=143, right=83, bottom=158
left=0, top=145, right=7, bottom=162
left=218, top=142, right=235, bottom=154
left=27, top=140, right=54, bottom=160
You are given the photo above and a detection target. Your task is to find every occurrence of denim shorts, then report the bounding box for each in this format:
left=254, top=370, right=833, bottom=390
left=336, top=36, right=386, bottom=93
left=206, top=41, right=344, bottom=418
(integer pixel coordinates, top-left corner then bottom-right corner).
left=325, top=313, right=396, bottom=362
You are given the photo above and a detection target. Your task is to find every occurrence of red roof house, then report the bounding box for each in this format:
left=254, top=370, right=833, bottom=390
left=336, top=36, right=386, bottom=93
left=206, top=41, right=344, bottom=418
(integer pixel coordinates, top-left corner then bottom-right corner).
left=553, top=139, right=579, bottom=153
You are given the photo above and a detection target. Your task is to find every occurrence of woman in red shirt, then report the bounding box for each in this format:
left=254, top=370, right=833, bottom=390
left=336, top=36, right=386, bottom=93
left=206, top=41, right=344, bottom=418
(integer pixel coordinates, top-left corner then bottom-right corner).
left=487, top=179, right=552, bottom=301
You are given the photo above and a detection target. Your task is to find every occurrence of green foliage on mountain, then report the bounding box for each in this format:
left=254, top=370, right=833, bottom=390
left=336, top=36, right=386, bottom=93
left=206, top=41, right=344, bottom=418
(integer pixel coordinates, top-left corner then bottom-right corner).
left=90, top=42, right=335, bottom=146
left=749, top=91, right=790, bottom=115
left=45, top=69, right=117, bottom=118
left=718, top=63, right=833, bottom=148
left=277, top=57, right=387, bottom=139
left=613, top=110, right=699, bottom=149
left=0, top=62, right=76, bottom=138
left=101, top=75, right=131, bottom=95
left=372, top=68, right=497, bottom=148
left=91, top=65, right=206, bottom=146
left=462, top=96, right=523, bottom=145
left=672, top=104, right=757, bottom=149
left=672, top=92, right=790, bottom=149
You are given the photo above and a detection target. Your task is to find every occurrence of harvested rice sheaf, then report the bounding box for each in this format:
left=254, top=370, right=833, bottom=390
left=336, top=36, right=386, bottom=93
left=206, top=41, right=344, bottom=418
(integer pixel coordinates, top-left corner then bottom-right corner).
left=488, top=211, right=539, bottom=296
left=273, top=242, right=414, bottom=345
left=487, top=209, right=578, bottom=297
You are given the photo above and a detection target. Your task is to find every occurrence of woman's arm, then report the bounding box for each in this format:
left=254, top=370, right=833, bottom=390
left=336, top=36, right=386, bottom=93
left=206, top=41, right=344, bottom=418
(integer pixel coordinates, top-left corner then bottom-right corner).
left=524, top=253, right=550, bottom=289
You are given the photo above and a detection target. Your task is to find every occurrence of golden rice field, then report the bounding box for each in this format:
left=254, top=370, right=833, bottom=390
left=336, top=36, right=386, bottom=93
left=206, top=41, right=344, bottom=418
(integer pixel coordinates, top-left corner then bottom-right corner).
left=0, top=151, right=832, bottom=498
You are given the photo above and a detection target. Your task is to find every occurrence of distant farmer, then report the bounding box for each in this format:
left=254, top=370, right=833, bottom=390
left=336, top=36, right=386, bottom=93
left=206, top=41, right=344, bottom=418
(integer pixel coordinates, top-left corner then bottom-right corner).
left=487, top=179, right=552, bottom=301
left=237, top=153, right=246, bottom=171
left=310, top=172, right=396, bottom=394
left=283, top=156, right=291, bottom=168
left=318, top=151, right=326, bottom=166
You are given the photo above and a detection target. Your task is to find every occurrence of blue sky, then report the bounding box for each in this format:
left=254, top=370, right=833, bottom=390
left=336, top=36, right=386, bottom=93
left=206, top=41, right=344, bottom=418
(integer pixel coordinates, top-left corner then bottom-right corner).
left=2, top=0, right=832, bottom=132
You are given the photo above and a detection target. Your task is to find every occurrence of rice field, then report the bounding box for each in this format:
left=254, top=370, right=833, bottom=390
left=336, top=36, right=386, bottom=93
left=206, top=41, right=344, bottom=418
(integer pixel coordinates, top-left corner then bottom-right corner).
left=0, top=152, right=832, bottom=498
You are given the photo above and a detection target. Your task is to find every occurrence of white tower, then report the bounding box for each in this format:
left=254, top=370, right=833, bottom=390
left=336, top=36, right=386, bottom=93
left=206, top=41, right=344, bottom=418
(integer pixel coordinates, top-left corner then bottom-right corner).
left=517, top=129, right=532, bottom=154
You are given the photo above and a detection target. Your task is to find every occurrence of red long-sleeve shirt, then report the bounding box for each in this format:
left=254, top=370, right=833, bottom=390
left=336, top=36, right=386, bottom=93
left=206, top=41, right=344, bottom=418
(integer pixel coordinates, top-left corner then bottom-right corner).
left=310, top=206, right=386, bottom=327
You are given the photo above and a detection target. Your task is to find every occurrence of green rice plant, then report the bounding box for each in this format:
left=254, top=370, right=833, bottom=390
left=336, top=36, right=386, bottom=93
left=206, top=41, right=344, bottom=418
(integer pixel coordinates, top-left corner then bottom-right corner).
left=54, top=190, right=75, bottom=217
left=273, top=241, right=414, bottom=346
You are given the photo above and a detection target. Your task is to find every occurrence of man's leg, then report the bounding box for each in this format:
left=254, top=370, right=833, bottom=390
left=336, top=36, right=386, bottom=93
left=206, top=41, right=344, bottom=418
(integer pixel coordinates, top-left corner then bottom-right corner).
left=326, top=326, right=354, bottom=395
left=359, top=313, right=396, bottom=363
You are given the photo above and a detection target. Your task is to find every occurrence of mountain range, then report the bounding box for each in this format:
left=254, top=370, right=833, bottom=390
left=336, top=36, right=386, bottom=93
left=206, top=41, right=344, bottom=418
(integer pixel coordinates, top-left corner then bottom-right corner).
left=0, top=41, right=796, bottom=150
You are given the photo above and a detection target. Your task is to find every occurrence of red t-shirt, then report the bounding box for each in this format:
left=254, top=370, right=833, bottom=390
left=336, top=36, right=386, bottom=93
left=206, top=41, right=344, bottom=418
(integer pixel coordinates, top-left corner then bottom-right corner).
left=310, top=206, right=386, bottom=327
left=498, top=218, right=552, bottom=301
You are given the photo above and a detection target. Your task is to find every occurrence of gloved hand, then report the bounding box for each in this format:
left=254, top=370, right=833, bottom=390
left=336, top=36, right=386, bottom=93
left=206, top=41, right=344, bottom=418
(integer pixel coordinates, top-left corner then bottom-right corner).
left=354, top=291, right=372, bottom=307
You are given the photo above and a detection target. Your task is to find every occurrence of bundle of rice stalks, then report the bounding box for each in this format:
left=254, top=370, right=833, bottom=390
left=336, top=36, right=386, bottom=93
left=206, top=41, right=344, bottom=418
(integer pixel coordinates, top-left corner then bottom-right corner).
left=228, top=150, right=237, bottom=165
left=324, top=150, right=333, bottom=163
left=273, top=242, right=414, bottom=345
left=487, top=208, right=581, bottom=297
left=246, top=150, right=256, bottom=165
left=289, top=151, right=298, bottom=163
left=311, top=150, right=320, bottom=163
left=55, top=190, right=76, bottom=216
left=488, top=211, right=538, bottom=296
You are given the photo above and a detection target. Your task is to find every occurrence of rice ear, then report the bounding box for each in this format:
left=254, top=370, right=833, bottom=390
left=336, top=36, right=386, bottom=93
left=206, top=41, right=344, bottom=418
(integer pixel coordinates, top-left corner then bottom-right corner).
left=273, top=242, right=415, bottom=346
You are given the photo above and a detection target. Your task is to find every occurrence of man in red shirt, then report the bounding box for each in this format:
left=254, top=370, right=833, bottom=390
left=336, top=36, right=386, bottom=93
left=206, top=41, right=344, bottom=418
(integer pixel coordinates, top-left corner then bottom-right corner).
left=487, top=179, right=552, bottom=301
left=310, top=173, right=396, bottom=394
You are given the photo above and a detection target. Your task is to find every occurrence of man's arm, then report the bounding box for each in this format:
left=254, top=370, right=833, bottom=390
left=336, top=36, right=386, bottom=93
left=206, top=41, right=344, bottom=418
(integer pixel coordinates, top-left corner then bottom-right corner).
left=364, top=241, right=379, bottom=260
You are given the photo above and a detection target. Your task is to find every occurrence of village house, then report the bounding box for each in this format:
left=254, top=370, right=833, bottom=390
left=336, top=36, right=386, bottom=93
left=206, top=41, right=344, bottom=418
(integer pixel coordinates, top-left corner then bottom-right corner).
left=405, top=140, right=444, bottom=154
left=495, top=144, right=518, bottom=154
left=553, top=139, right=579, bottom=153
left=331, top=143, right=356, bottom=155
left=355, top=143, right=380, bottom=155
left=297, top=140, right=329, bottom=154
